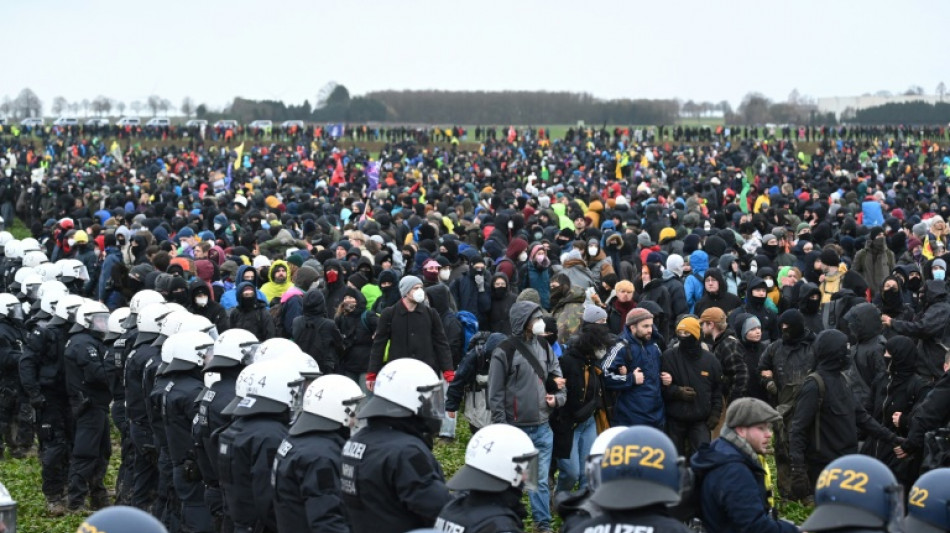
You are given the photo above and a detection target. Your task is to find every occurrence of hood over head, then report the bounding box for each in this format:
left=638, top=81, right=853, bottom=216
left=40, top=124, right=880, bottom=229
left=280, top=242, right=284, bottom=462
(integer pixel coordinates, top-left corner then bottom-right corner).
left=813, top=329, right=850, bottom=371
left=509, top=301, right=541, bottom=335
left=844, top=303, right=882, bottom=342
left=689, top=250, right=709, bottom=275
left=303, top=288, right=328, bottom=317
left=884, top=335, right=917, bottom=376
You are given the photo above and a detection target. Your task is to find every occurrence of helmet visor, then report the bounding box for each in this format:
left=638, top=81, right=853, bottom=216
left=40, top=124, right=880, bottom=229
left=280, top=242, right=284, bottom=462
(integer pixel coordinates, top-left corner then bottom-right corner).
left=586, top=455, right=604, bottom=491
left=0, top=504, right=16, bottom=533
left=514, top=450, right=540, bottom=492
left=25, top=283, right=41, bottom=302
left=6, top=303, right=24, bottom=322
left=89, top=312, right=111, bottom=334
left=416, top=382, right=446, bottom=421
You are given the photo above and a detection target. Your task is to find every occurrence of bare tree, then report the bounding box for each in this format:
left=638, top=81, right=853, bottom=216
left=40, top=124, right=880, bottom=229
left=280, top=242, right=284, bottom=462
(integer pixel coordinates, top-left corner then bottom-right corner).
left=68, top=102, right=80, bottom=115
left=180, top=97, right=195, bottom=118
left=0, top=97, right=11, bottom=118
left=938, top=82, right=947, bottom=102
left=130, top=101, right=143, bottom=115
left=904, top=85, right=924, bottom=96
left=147, top=95, right=162, bottom=117
left=92, top=96, right=112, bottom=116
left=116, top=101, right=126, bottom=115
left=52, top=96, right=69, bottom=116
left=14, top=88, right=43, bottom=119
left=788, top=88, right=800, bottom=105
left=81, top=98, right=91, bottom=117
left=159, top=99, right=173, bottom=116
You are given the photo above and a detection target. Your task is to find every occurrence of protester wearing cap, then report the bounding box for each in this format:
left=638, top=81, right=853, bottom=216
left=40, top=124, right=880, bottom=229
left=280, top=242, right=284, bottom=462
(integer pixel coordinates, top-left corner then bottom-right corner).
left=699, top=307, right=749, bottom=407
left=366, top=275, right=454, bottom=391
left=691, top=398, right=797, bottom=533
left=660, top=316, right=723, bottom=456
left=600, top=307, right=666, bottom=429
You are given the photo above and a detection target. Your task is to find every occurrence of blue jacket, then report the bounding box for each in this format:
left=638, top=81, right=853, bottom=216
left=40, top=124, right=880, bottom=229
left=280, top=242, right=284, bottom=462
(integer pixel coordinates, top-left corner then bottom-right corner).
left=861, top=200, right=884, bottom=227
left=684, top=250, right=709, bottom=313
left=600, top=328, right=664, bottom=428
left=219, top=265, right=268, bottom=310
left=522, top=262, right=551, bottom=310
left=98, top=247, right=122, bottom=302
left=690, top=438, right=798, bottom=533
left=449, top=269, right=491, bottom=324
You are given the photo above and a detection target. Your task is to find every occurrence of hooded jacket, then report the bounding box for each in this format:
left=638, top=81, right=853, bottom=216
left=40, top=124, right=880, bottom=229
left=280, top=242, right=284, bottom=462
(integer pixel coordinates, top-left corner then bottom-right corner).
left=788, top=330, right=897, bottom=467
left=890, top=280, right=950, bottom=380
left=292, top=290, right=343, bottom=373
left=736, top=277, right=779, bottom=343
left=796, top=282, right=823, bottom=334
left=260, top=259, right=293, bottom=304
left=334, top=288, right=375, bottom=376
left=684, top=250, right=709, bottom=312
left=843, top=303, right=887, bottom=411
left=220, top=265, right=268, bottom=310
left=227, top=281, right=275, bottom=340
left=487, top=301, right=566, bottom=427
left=487, top=273, right=517, bottom=335
left=188, top=279, right=229, bottom=334
left=551, top=286, right=587, bottom=343
left=661, top=268, right=689, bottom=319
left=853, top=236, right=895, bottom=298
left=694, top=268, right=742, bottom=318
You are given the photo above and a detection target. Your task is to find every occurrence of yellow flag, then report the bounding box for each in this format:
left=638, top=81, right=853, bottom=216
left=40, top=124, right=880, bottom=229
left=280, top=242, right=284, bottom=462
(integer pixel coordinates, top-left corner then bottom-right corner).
left=233, top=142, right=244, bottom=170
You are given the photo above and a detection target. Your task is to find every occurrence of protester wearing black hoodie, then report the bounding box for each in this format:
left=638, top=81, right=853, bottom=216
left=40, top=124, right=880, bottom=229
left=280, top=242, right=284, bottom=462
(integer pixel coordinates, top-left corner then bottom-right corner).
left=228, top=281, right=275, bottom=341
left=694, top=268, right=742, bottom=318
left=188, top=279, right=229, bottom=334
left=293, top=289, right=344, bottom=373
left=796, top=282, right=823, bottom=334
left=730, top=277, right=778, bottom=343
left=335, top=287, right=375, bottom=386
left=787, top=329, right=899, bottom=500
left=487, top=273, right=516, bottom=335
left=887, top=279, right=950, bottom=381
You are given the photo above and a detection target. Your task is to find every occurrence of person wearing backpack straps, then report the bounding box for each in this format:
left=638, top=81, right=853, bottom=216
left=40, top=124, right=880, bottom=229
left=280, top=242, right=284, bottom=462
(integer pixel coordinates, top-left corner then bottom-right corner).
left=691, top=398, right=799, bottom=533
left=787, top=329, right=901, bottom=503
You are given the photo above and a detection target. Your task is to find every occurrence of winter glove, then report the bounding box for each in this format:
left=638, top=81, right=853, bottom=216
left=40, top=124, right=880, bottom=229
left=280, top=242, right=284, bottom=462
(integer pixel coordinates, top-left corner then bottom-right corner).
left=765, top=380, right=778, bottom=396
left=789, top=467, right=812, bottom=502
left=183, top=459, right=202, bottom=482
left=672, top=386, right=697, bottom=402
left=474, top=275, right=485, bottom=292
left=442, top=370, right=455, bottom=383
left=706, top=413, right=720, bottom=430
left=365, top=372, right=377, bottom=392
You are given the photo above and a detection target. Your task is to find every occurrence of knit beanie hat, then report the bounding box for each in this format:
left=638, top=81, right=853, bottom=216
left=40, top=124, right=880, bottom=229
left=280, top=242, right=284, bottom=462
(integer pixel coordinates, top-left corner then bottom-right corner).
left=399, top=275, right=422, bottom=297
left=819, top=248, right=840, bottom=267
left=625, top=307, right=653, bottom=325
left=742, top=316, right=762, bottom=337
left=675, top=317, right=701, bottom=340
left=582, top=306, right=608, bottom=324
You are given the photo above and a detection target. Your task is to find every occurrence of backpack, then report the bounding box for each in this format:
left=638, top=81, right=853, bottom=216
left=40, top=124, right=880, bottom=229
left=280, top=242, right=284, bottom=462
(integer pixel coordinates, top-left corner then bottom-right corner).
left=447, top=310, right=480, bottom=353
left=804, top=371, right=827, bottom=452
left=270, top=298, right=289, bottom=338
left=492, top=256, right=519, bottom=289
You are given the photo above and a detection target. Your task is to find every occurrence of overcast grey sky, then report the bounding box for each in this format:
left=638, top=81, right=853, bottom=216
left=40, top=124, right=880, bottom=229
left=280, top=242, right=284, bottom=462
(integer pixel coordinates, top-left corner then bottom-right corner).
left=3, top=0, right=947, bottom=114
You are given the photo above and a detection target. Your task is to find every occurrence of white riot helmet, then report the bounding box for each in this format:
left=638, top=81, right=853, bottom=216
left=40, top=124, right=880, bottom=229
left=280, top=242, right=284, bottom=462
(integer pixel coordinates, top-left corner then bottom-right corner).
left=0, top=478, right=16, bottom=533
left=447, top=424, right=540, bottom=493
left=0, top=293, right=24, bottom=322
left=232, top=360, right=303, bottom=417
left=20, top=238, right=41, bottom=254
left=105, top=307, right=131, bottom=342
left=289, top=375, right=364, bottom=436
left=357, top=358, right=444, bottom=423
left=222, top=363, right=260, bottom=416
left=135, top=302, right=174, bottom=344
left=124, top=290, right=165, bottom=328
left=586, top=426, right=629, bottom=491
left=161, top=331, right=215, bottom=375
left=69, top=300, right=110, bottom=335
left=246, top=337, right=303, bottom=364
left=3, top=240, right=22, bottom=260
left=11, top=266, right=36, bottom=293
left=51, top=293, right=85, bottom=326
left=57, top=258, right=89, bottom=284
left=37, top=280, right=69, bottom=318
left=20, top=272, right=43, bottom=301
left=153, top=310, right=215, bottom=346
left=206, top=329, right=258, bottom=371
left=22, top=250, right=48, bottom=269
left=0, top=231, right=13, bottom=251
left=34, top=262, right=61, bottom=282
left=279, top=351, right=321, bottom=379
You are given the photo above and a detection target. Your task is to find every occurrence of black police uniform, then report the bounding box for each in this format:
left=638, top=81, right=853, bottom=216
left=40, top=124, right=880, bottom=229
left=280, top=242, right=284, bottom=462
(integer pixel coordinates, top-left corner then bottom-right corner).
left=63, top=330, right=113, bottom=509
left=191, top=368, right=239, bottom=527
left=163, top=366, right=214, bottom=533
left=341, top=419, right=451, bottom=533
left=217, top=413, right=288, bottom=533
left=435, top=490, right=525, bottom=533
left=555, top=489, right=601, bottom=533
left=0, top=317, right=26, bottom=456
left=124, top=336, right=160, bottom=510
left=563, top=507, right=691, bottom=533
left=107, top=328, right=135, bottom=505
left=272, top=429, right=349, bottom=533
left=147, top=357, right=179, bottom=531
left=19, top=319, right=74, bottom=504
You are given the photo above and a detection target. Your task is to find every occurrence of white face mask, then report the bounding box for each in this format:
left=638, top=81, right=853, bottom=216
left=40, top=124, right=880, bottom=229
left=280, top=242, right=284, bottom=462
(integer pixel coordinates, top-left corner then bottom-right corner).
left=765, top=279, right=774, bottom=288
left=518, top=252, right=528, bottom=262
left=438, top=269, right=450, bottom=282
left=195, top=296, right=208, bottom=307
left=588, top=246, right=598, bottom=256
left=531, top=318, right=546, bottom=336
left=67, top=239, right=75, bottom=247
left=750, top=263, right=758, bottom=274
left=411, top=288, right=426, bottom=303
left=214, top=223, right=223, bottom=231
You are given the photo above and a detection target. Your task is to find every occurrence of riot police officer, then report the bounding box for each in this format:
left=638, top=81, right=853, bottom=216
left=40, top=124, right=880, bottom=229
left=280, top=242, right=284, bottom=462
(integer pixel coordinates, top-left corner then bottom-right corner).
left=63, top=299, right=113, bottom=512
left=436, top=423, right=539, bottom=533
left=904, top=468, right=950, bottom=533
left=193, top=328, right=257, bottom=532
left=273, top=374, right=364, bottom=533
left=19, top=286, right=76, bottom=516
left=341, top=358, right=451, bottom=533
left=563, top=426, right=690, bottom=533
left=800, top=454, right=904, bottom=533
left=106, top=307, right=134, bottom=505
left=162, top=331, right=217, bottom=533
left=0, top=294, right=26, bottom=459
left=555, top=426, right=629, bottom=531
left=217, top=360, right=304, bottom=533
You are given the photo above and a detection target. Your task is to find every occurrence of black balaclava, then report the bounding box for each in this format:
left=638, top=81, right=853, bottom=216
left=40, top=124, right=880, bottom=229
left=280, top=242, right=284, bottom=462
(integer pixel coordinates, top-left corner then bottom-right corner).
left=778, top=309, right=805, bottom=345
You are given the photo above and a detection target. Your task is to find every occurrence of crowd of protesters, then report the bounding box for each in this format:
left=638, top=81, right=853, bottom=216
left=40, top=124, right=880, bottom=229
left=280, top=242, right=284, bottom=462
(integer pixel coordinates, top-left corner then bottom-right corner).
left=0, top=122, right=949, bottom=533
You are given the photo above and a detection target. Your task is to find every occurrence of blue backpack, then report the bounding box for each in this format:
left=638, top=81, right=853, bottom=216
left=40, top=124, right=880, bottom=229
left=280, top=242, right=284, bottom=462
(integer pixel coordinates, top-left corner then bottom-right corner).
left=448, top=310, right=481, bottom=353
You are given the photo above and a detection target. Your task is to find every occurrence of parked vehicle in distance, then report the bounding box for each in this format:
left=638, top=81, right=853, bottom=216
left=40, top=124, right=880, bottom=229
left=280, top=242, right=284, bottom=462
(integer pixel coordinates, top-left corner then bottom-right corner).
left=116, top=117, right=141, bottom=127
left=85, top=118, right=110, bottom=127
left=280, top=120, right=306, bottom=129
left=185, top=119, right=208, bottom=128
left=53, top=117, right=79, bottom=127
left=214, top=120, right=238, bottom=129
left=20, top=117, right=44, bottom=127
left=248, top=120, right=272, bottom=130
left=145, top=118, right=171, bottom=128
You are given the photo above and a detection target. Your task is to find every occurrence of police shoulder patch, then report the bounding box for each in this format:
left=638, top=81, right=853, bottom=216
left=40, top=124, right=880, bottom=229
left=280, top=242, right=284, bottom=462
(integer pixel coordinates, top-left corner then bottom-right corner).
left=165, top=381, right=175, bottom=392
left=277, top=439, right=293, bottom=457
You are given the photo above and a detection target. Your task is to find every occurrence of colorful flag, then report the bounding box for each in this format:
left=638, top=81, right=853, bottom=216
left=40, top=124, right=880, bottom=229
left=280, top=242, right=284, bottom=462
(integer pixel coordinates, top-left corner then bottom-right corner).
left=367, top=160, right=380, bottom=192
left=329, top=123, right=345, bottom=138
left=923, top=236, right=935, bottom=260
left=233, top=142, right=244, bottom=170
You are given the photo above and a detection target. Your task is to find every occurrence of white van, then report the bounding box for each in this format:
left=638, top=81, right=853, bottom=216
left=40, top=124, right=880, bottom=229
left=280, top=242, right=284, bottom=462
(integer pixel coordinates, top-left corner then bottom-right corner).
left=53, top=117, right=79, bottom=127
left=116, top=117, right=141, bottom=127
left=20, top=118, right=44, bottom=127
left=146, top=118, right=171, bottom=128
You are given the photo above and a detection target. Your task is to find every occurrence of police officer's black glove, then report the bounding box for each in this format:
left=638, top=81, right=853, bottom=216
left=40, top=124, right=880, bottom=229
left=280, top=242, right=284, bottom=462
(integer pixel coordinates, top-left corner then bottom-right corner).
left=183, top=459, right=202, bottom=482
left=789, top=466, right=811, bottom=502
left=29, top=394, right=45, bottom=409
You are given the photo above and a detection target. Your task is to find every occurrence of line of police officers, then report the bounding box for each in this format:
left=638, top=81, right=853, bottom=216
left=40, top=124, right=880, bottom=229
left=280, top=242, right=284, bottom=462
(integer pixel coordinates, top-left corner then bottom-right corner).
left=3, top=243, right=950, bottom=533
